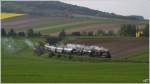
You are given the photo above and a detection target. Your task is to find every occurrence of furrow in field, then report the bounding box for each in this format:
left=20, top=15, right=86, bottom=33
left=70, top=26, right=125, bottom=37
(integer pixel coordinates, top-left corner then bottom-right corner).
left=2, top=15, right=88, bottom=30
left=66, top=38, right=149, bottom=58
left=51, top=23, right=121, bottom=36
left=36, top=19, right=112, bottom=34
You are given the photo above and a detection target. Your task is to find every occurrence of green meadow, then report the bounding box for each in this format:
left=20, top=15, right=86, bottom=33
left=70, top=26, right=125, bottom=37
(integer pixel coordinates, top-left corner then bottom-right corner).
left=1, top=37, right=149, bottom=83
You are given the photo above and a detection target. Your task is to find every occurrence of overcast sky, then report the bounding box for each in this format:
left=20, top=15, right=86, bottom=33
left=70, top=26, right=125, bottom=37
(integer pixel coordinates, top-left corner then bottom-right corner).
left=59, top=0, right=150, bottom=19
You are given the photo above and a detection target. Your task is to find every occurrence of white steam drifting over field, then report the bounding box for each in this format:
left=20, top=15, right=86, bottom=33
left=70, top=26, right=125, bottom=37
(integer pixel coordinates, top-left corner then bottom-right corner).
left=25, top=39, right=35, bottom=49
left=2, top=37, right=35, bottom=54
left=2, top=38, right=20, bottom=53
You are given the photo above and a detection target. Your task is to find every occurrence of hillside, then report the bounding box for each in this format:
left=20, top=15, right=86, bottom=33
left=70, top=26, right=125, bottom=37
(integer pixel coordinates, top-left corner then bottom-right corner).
left=1, top=1, right=144, bottom=20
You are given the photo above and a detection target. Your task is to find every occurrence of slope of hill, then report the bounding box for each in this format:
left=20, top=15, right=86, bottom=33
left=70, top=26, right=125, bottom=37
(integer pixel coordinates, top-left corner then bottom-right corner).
left=1, top=1, right=144, bottom=20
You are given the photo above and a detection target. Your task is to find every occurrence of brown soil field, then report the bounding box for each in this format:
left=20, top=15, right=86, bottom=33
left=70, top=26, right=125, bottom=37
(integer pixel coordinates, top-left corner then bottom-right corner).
left=2, top=15, right=85, bottom=29
left=66, top=38, right=149, bottom=58
left=51, top=23, right=121, bottom=36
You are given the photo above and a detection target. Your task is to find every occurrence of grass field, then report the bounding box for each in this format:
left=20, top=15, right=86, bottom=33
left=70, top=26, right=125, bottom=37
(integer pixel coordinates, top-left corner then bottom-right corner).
left=1, top=13, right=25, bottom=20
left=121, top=49, right=149, bottom=63
left=1, top=12, right=149, bottom=83
left=1, top=37, right=149, bottom=83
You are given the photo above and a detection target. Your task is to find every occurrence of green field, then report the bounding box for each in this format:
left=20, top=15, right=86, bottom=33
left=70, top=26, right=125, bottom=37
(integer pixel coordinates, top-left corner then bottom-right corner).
left=1, top=1, right=149, bottom=83
left=36, top=19, right=112, bottom=34
left=1, top=37, right=149, bottom=83
left=5, top=19, right=113, bottom=35
left=121, top=49, right=149, bottom=63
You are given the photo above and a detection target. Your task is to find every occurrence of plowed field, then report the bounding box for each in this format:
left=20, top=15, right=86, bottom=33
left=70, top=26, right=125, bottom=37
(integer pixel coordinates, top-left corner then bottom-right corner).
left=66, top=38, right=149, bottom=58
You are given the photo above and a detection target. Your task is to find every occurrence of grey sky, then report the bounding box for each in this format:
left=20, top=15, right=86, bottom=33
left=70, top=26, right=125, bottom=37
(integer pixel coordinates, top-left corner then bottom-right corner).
left=59, top=0, right=150, bottom=19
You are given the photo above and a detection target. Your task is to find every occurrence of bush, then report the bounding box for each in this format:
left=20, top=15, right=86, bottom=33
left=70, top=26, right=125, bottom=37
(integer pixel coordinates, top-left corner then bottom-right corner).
left=38, top=41, right=45, bottom=46
left=8, top=29, right=17, bottom=37
left=119, top=24, right=136, bottom=37
left=27, top=29, right=34, bottom=37
left=143, top=24, right=149, bottom=37
left=81, top=31, right=87, bottom=36
left=59, top=29, right=66, bottom=39
left=96, top=30, right=105, bottom=36
left=87, top=31, right=94, bottom=36
left=106, top=30, right=115, bottom=36
left=1, top=28, right=7, bottom=36
left=18, top=32, right=26, bottom=37
left=71, top=32, right=81, bottom=36
left=46, top=36, right=61, bottom=45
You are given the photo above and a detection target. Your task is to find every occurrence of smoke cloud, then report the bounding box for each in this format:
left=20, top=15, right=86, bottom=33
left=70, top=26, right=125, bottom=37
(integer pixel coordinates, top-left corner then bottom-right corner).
left=24, top=39, right=35, bottom=49
left=2, top=38, right=21, bottom=53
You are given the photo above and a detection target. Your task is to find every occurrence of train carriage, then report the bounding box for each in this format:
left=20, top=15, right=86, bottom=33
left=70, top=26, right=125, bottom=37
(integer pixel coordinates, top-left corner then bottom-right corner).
left=42, top=43, right=111, bottom=58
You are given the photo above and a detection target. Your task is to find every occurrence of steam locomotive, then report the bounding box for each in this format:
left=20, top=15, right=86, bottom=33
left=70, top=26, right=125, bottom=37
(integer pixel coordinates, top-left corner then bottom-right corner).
left=33, top=43, right=111, bottom=58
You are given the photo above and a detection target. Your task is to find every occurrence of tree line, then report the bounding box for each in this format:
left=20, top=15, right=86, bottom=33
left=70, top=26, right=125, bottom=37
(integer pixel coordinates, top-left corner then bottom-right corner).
left=1, top=24, right=148, bottom=46
left=1, top=28, right=42, bottom=37
left=69, top=24, right=149, bottom=37
left=46, top=24, right=149, bottom=45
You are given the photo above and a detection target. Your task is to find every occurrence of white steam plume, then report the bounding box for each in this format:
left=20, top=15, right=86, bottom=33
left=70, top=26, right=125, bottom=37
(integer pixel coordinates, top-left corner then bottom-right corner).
left=25, top=39, right=34, bottom=49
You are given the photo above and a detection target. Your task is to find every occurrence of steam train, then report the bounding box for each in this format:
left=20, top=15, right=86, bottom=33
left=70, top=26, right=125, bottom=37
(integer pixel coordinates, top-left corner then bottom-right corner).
left=33, top=43, right=111, bottom=58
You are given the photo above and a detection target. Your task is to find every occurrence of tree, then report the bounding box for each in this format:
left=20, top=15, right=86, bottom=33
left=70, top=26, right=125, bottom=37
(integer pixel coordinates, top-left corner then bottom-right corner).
left=127, top=24, right=136, bottom=37
left=119, top=24, right=127, bottom=36
left=143, top=24, right=149, bottom=37
left=34, top=31, right=42, bottom=37
left=71, top=32, right=81, bottom=36
left=46, top=36, right=61, bottom=45
left=18, top=32, right=25, bottom=37
left=1, top=28, right=7, bottom=36
left=96, top=30, right=105, bottom=36
left=87, top=31, right=94, bottom=36
left=37, top=31, right=42, bottom=36
left=27, top=29, right=34, bottom=37
left=37, top=41, right=45, bottom=46
left=107, top=30, right=115, bottom=36
left=119, top=24, right=136, bottom=37
left=8, top=29, right=16, bottom=37
left=81, top=31, right=87, bottom=36
left=58, top=29, right=66, bottom=39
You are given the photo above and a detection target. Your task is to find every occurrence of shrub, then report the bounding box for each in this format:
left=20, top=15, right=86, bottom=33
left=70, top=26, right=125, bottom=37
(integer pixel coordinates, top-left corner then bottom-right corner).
left=71, top=32, right=81, bottom=36
left=119, top=24, right=136, bottom=37
left=143, top=24, right=149, bottom=37
left=8, top=29, right=17, bottom=37
left=18, top=32, right=26, bottom=37
left=58, top=29, right=66, bottom=39
left=1, top=28, right=7, bottom=36
left=87, top=31, right=94, bottom=36
left=96, top=30, right=105, bottom=36
left=107, top=30, right=115, bottom=36
left=46, top=36, right=61, bottom=45
left=27, top=29, right=34, bottom=37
